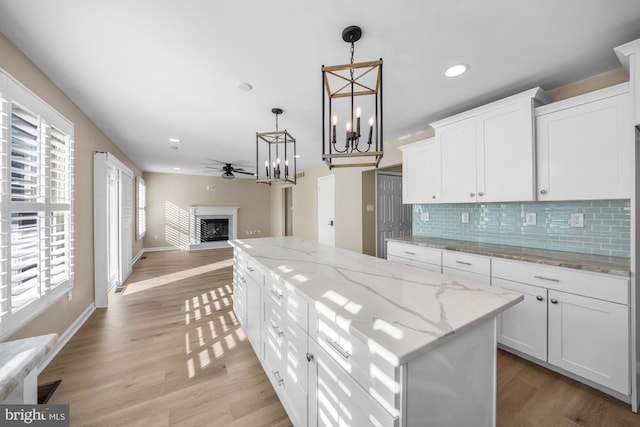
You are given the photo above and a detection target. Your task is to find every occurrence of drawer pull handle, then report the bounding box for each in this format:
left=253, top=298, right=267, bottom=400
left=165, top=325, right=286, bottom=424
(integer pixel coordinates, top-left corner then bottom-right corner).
left=534, top=275, right=560, bottom=282
left=248, top=266, right=255, bottom=272
left=271, top=325, right=284, bottom=337
left=550, top=298, right=558, bottom=304
left=455, top=260, right=472, bottom=266
left=536, top=295, right=543, bottom=301
left=272, top=370, right=284, bottom=386
left=271, top=290, right=284, bottom=299
left=404, top=251, right=416, bottom=255
left=240, top=277, right=246, bottom=284
left=325, top=337, right=351, bottom=359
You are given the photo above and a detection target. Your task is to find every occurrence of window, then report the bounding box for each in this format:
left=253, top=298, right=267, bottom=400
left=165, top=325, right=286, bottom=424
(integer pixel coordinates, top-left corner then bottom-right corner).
left=0, top=71, right=74, bottom=339
left=136, top=176, right=146, bottom=240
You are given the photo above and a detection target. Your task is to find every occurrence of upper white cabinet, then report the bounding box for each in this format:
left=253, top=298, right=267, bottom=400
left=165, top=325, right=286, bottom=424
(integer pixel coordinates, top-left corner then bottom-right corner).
left=535, top=83, right=633, bottom=201
left=615, top=38, right=640, bottom=126
left=399, top=137, right=441, bottom=204
left=432, top=87, right=551, bottom=203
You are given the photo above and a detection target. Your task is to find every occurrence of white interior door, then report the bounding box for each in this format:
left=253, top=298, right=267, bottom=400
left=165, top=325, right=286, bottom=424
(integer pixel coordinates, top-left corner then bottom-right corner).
left=317, top=175, right=335, bottom=246
left=94, top=152, right=133, bottom=308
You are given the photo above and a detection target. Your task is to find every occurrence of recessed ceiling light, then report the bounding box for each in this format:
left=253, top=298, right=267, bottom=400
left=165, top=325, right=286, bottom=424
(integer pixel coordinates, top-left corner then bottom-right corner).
left=294, top=154, right=301, bottom=158
left=445, top=63, right=469, bottom=77
left=173, top=167, right=180, bottom=171
left=169, top=138, right=180, bottom=143
left=236, top=82, right=253, bottom=91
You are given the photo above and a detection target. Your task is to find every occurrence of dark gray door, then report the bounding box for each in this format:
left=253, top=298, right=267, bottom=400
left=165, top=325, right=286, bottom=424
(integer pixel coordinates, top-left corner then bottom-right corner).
left=376, top=172, right=412, bottom=258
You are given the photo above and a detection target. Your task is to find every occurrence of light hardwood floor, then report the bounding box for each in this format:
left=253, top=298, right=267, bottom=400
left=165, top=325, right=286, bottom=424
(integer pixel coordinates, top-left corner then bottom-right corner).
left=39, top=248, right=640, bottom=426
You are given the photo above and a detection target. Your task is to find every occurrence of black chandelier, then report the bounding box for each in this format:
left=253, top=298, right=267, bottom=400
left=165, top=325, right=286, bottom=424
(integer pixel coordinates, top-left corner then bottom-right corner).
left=256, top=108, right=296, bottom=185
left=322, top=25, right=383, bottom=169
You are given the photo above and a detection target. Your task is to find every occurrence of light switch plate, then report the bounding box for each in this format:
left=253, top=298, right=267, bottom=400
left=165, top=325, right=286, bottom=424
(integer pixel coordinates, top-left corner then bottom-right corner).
left=420, top=212, right=430, bottom=222
left=525, top=213, right=537, bottom=225
left=366, top=204, right=375, bottom=212
left=461, top=212, right=470, bottom=224
left=570, top=213, right=584, bottom=228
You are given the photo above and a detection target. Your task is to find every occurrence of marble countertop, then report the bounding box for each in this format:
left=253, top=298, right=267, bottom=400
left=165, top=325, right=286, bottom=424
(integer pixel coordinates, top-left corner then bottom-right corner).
left=231, top=237, right=522, bottom=365
left=387, top=236, right=630, bottom=277
left=0, top=333, right=58, bottom=401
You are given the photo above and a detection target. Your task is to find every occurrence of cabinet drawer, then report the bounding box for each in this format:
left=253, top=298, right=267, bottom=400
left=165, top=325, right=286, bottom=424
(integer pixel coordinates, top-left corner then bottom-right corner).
left=442, top=251, right=491, bottom=276
left=492, top=258, right=629, bottom=305
left=387, top=241, right=442, bottom=266
left=266, top=277, right=309, bottom=333
left=264, top=298, right=309, bottom=393
left=316, top=345, right=398, bottom=427
left=317, top=318, right=399, bottom=412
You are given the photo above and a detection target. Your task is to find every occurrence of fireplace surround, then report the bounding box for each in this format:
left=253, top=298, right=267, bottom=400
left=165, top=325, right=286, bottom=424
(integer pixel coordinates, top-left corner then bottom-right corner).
left=189, top=206, right=239, bottom=250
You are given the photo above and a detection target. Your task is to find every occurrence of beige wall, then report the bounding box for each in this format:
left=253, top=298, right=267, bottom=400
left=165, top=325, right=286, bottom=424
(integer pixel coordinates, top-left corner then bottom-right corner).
left=143, top=173, right=272, bottom=248
left=271, top=69, right=629, bottom=255
left=1, top=33, right=144, bottom=341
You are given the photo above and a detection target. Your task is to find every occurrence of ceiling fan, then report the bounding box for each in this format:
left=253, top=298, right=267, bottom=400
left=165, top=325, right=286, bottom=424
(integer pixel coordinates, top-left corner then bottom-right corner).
left=204, top=159, right=255, bottom=179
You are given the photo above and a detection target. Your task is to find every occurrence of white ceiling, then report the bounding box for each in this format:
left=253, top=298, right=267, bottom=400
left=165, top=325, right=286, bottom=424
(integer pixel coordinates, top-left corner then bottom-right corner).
left=0, top=0, right=639, bottom=177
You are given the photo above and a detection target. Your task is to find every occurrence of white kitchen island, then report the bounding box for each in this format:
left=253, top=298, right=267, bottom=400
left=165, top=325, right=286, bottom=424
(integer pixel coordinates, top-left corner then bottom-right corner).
left=230, top=237, right=522, bottom=426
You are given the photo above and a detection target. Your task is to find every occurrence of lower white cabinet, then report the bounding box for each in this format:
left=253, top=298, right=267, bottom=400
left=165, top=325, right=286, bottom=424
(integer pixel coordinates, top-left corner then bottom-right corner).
left=307, top=339, right=398, bottom=427
left=493, top=278, right=547, bottom=361
left=548, top=289, right=629, bottom=394
left=493, top=258, right=630, bottom=395
left=263, top=296, right=308, bottom=426
left=245, top=270, right=263, bottom=356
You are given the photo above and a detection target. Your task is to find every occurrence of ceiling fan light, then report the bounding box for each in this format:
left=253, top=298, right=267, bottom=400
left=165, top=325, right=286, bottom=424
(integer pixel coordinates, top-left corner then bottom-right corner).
left=445, top=63, right=469, bottom=77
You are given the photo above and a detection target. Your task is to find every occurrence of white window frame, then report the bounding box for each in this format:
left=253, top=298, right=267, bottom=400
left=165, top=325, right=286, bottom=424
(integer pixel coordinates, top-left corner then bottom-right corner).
left=0, top=70, right=75, bottom=340
left=136, top=176, right=146, bottom=240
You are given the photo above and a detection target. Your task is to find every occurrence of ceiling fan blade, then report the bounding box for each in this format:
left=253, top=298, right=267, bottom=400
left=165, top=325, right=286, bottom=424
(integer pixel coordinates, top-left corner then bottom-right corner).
left=235, top=170, right=256, bottom=176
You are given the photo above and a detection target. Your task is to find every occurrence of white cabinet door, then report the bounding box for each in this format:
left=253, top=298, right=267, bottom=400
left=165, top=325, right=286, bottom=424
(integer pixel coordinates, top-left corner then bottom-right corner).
left=536, top=86, right=632, bottom=201
left=307, top=340, right=397, bottom=427
left=400, top=137, right=441, bottom=204
left=476, top=100, right=535, bottom=202
left=439, top=117, right=477, bottom=203
left=548, top=290, right=629, bottom=394
left=493, top=278, right=547, bottom=361
left=245, top=274, right=262, bottom=358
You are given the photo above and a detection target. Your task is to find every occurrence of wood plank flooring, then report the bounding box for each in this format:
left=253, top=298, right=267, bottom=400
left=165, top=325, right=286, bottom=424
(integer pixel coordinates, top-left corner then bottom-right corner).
left=38, top=248, right=640, bottom=426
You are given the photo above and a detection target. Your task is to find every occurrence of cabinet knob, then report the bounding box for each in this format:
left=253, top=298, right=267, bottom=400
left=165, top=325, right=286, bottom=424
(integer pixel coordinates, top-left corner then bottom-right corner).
left=470, top=193, right=475, bottom=197
left=536, top=295, right=543, bottom=301
left=550, top=298, right=558, bottom=304
left=540, top=189, right=547, bottom=195
left=478, top=192, right=484, bottom=197
left=306, top=352, right=314, bottom=362
left=432, top=195, right=436, bottom=199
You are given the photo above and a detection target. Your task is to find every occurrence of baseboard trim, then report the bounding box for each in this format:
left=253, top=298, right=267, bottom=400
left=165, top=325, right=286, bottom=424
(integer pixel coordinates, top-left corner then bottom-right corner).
left=38, top=303, right=96, bottom=374
left=143, top=245, right=186, bottom=253
left=132, top=249, right=145, bottom=265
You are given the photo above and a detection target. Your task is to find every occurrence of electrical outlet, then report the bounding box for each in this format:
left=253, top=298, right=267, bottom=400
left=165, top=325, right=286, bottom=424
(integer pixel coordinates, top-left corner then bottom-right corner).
left=461, top=212, right=470, bottom=224
left=67, top=290, right=73, bottom=302
left=525, top=213, right=537, bottom=225
left=570, top=213, right=584, bottom=228
left=366, top=204, right=375, bottom=212
left=420, top=212, right=430, bottom=222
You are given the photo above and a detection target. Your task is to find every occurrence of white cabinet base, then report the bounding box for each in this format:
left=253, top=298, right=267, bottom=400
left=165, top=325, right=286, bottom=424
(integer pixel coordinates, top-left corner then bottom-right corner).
left=405, top=317, right=497, bottom=426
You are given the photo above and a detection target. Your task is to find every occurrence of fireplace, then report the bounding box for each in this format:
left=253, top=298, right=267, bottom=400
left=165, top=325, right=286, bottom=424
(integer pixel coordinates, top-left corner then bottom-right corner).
left=189, top=206, right=239, bottom=250
left=199, top=217, right=229, bottom=242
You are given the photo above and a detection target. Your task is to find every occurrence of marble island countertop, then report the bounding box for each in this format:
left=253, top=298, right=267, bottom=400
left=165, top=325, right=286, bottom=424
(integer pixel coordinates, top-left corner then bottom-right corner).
left=231, top=237, right=522, bottom=365
left=387, top=236, right=630, bottom=277
left=0, top=333, right=58, bottom=401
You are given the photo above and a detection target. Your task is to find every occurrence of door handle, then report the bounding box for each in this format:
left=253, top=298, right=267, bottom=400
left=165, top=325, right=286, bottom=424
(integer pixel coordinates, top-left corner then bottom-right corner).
left=329, top=220, right=334, bottom=226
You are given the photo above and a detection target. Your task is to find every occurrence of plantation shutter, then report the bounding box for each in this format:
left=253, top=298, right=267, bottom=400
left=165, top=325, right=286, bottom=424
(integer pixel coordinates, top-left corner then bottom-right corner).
left=0, top=71, right=74, bottom=338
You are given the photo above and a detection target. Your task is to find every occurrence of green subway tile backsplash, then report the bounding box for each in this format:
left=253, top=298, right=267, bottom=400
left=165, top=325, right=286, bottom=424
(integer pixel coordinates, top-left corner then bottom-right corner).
left=413, top=200, right=630, bottom=258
